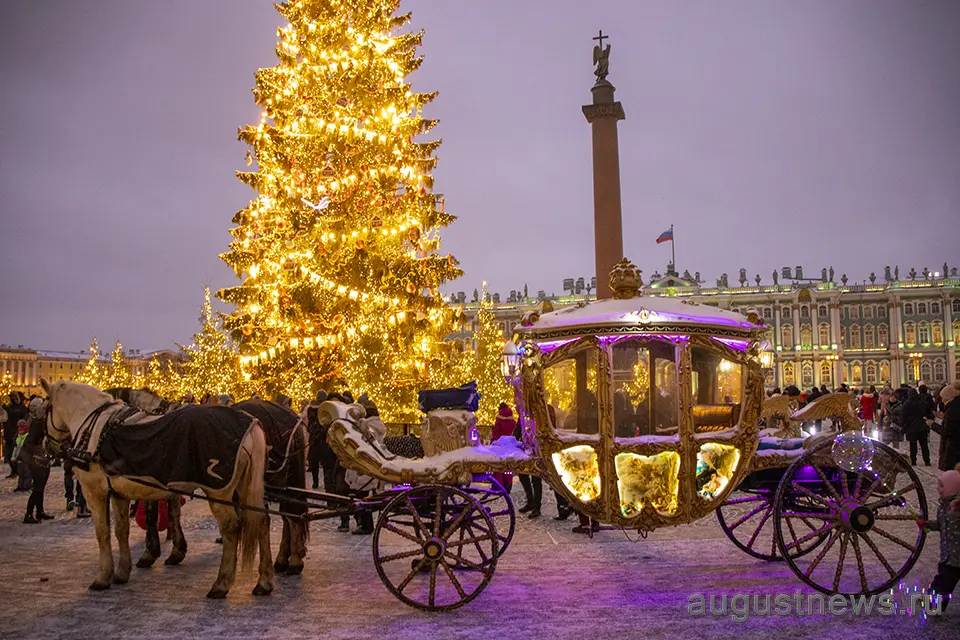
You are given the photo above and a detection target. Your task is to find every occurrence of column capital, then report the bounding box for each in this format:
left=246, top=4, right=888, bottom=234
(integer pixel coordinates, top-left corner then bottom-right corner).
left=582, top=102, right=625, bottom=122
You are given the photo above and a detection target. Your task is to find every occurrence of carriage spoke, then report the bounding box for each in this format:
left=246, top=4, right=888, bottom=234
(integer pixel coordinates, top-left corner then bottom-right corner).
left=378, top=548, right=424, bottom=564
left=871, top=526, right=918, bottom=553
left=729, top=501, right=770, bottom=530
left=780, top=511, right=835, bottom=520
left=850, top=532, right=868, bottom=593
left=833, top=533, right=849, bottom=592
left=724, top=495, right=768, bottom=506
left=810, top=462, right=841, bottom=502
left=440, top=559, right=468, bottom=600
left=783, top=522, right=836, bottom=551
left=397, top=558, right=427, bottom=593
left=858, top=474, right=885, bottom=502
left=434, top=490, right=443, bottom=537
left=746, top=509, right=773, bottom=550
left=840, top=470, right=850, bottom=499
left=446, top=533, right=496, bottom=549
left=784, top=514, right=803, bottom=555
left=405, top=498, right=429, bottom=538
left=460, top=521, right=492, bottom=566
left=382, top=522, right=423, bottom=545
left=865, top=482, right=917, bottom=511
left=858, top=532, right=897, bottom=578
left=852, top=469, right=865, bottom=502
left=790, top=482, right=836, bottom=508
left=428, top=561, right=438, bottom=608
left=440, top=502, right=477, bottom=541
left=805, top=531, right=839, bottom=578
left=873, top=513, right=917, bottom=521
left=444, top=550, right=484, bottom=571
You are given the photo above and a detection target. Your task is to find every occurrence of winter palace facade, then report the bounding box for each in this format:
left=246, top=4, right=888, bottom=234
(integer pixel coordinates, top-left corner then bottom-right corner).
left=456, top=265, right=960, bottom=391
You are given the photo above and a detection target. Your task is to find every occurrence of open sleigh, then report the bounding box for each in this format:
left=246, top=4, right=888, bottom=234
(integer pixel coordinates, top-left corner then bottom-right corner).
left=326, top=258, right=927, bottom=609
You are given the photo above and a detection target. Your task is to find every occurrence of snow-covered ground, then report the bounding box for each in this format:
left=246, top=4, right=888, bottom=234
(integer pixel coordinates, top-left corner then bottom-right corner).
left=0, top=437, right=953, bottom=640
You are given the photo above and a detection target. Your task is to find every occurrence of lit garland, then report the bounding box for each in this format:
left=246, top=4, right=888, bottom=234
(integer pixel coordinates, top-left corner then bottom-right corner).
left=218, top=0, right=462, bottom=415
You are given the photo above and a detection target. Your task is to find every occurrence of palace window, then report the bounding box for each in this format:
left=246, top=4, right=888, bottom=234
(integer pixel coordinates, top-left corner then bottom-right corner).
left=918, top=303, right=928, bottom=315
left=864, top=325, right=875, bottom=349
left=866, top=361, right=878, bottom=384
left=931, top=302, right=941, bottom=315
left=800, top=305, right=810, bottom=319
left=878, top=306, right=887, bottom=318
left=801, top=362, right=814, bottom=387
left=933, top=321, right=944, bottom=345
left=880, top=361, right=890, bottom=383
left=904, top=322, right=916, bottom=346
left=851, top=363, right=863, bottom=385
left=781, top=307, right=792, bottom=319
left=921, top=361, right=932, bottom=382
left=904, top=303, right=914, bottom=316
left=934, top=359, right=946, bottom=382
left=820, top=362, right=833, bottom=386
left=819, top=324, right=830, bottom=346
left=953, top=300, right=960, bottom=314
left=783, top=363, right=795, bottom=386
left=762, top=307, right=773, bottom=320
left=782, top=325, right=794, bottom=349
left=908, top=363, right=918, bottom=383
left=864, top=305, right=874, bottom=319
left=818, top=305, right=828, bottom=319
left=849, top=306, right=859, bottom=321
left=877, top=324, right=888, bottom=347
left=850, top=325, right=861, bottom=349
left=800, top=325, right=812, bottom=348
left=918, top=322, right=931, bottom=345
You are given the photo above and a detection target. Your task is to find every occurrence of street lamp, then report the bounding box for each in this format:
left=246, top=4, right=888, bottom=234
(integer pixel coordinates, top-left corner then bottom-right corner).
left=501, top=340, right=532, bottom=451
left=501, top=340, right=521, bottom=384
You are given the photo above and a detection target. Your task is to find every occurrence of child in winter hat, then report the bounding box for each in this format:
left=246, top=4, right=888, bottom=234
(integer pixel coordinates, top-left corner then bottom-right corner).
left=922, top=463, right=960, bottom=612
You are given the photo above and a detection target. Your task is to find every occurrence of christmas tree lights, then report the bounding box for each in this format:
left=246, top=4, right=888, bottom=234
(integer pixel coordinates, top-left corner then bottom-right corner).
left=219, top=0, right=462, bottom=417
left=179, top=288, right=252, bottom=401
left=75, top=337, right=106, bottom=388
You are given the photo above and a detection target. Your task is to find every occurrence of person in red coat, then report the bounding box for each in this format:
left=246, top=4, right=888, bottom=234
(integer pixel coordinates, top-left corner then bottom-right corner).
left=860, top=385, right=878, bottom=432
left=491, top=403, right=517, bottom=491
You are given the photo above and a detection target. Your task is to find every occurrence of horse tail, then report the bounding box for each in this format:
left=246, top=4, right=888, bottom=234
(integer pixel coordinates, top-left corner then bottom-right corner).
left=237, top=419, right=267, bottom=573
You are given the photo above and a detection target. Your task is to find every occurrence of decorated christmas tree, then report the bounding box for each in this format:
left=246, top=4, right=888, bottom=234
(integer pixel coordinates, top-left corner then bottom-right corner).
left=219, top=0, right=462, bottom=417
left=144, top=355, right=182, bottom=400
left=103, top=341, right=134, bottom=389
left=179, top=288, right=251, bottom=401
left=75, top=337, right=106, bottom=387
left=0, top=371, right=13, bottom=399
left=465, top=283, right=512, bottom=425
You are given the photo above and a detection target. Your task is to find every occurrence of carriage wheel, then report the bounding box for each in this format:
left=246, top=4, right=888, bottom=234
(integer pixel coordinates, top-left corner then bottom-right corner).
left=717, top=489, right=827, bottom=561
left=773, top=438, right=927, bottom=596
left=463, top=474, right=515, bottom=559
left=372, top=485, right=498, bottom=611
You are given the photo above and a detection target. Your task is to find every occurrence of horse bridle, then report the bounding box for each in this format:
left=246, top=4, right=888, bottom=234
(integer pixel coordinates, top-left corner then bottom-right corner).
left=41, top=400, right=72, bottom=456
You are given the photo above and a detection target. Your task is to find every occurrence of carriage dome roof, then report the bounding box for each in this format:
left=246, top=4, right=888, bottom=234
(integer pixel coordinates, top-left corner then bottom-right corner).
left=514, top=295, right=765, bottom=341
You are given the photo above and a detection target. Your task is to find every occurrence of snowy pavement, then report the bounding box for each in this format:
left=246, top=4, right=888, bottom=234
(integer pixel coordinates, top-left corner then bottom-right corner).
left=0, top=440, right=954, bottom=640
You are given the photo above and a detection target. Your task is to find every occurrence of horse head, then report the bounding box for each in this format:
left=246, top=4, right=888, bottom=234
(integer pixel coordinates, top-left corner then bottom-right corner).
left=40, top=379, right=118, bottom=452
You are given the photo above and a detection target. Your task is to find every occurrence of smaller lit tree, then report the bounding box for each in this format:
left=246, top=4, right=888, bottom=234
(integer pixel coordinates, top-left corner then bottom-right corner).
left=145, top=355, right=183, bottom=400
left=464, top=284, right=512, bottom=424
left=0, top=371, right=13, bottom=398
left=103, top=341, right=134, bottom=389
left=179, top=288, right=251, bottom=400
left=75, top=337, right=107, bottom=388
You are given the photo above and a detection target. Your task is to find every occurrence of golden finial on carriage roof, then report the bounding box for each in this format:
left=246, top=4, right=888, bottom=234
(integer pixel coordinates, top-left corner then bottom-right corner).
left=609, top=257, right=643, bottom=299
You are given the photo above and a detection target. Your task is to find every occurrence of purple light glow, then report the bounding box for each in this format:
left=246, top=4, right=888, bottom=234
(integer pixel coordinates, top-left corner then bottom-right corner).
left=535, top=337, right=580, bottom=353
left=713, top=337, right=751, bottom=351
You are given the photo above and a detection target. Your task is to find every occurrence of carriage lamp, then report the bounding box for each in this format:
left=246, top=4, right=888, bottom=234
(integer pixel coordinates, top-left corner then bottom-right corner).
left=501, top=340, right=521, bottom=383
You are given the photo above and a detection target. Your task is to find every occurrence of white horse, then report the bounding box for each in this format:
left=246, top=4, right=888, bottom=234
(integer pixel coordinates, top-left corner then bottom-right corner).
left=41, top=379, right=274, bottom=598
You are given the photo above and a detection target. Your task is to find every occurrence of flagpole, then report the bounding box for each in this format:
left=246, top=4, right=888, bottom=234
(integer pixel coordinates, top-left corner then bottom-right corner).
left=670, top=224, right=675, bottom=269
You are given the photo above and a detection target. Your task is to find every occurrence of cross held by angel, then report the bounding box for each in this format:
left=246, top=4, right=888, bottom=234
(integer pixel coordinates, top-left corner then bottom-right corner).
left=593, top=30, right=611, bottom=82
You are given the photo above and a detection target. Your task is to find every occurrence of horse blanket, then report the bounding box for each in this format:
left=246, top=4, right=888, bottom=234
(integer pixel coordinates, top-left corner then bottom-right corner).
left=417, top=381, right=480, bottom=413
left=98, top=405, right=252, bottom=491
left=383, top=435, right=424, bottom=459
left=233, top=399, right=299, bottom=472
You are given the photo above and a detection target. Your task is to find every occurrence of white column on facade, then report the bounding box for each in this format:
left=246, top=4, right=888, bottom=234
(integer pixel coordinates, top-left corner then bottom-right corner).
left=831, top=301, right=843, bottom=385
left=888, top=298, right=904, bottom=386
left=944, top=294, right=956, bottom=382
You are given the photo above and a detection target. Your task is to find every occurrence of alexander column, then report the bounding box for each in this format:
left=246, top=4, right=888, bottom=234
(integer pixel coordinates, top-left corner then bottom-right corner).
left=582, top=30, right=626, bottom=300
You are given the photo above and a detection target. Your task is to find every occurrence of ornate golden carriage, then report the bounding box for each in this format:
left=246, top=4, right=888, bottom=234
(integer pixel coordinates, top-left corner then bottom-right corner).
left=512, top=259, right=766, bottom=531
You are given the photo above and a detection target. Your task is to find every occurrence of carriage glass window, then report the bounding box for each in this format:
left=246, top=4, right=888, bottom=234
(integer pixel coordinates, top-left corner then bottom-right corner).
left=690, top=346, right=743, bottom=433
left=543, top=347, right=600, bottom=436
left=612, top=339, right=677, bottom=438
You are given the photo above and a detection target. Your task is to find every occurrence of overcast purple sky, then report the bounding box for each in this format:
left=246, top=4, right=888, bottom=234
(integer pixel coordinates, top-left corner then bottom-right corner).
left=1, top=1, right=958, bottom=352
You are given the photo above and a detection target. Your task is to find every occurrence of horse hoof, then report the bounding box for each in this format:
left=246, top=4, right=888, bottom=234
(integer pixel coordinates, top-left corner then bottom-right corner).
left=136, top=558, right=156, bottom=569
left=252, top=584, right=273, bottom=596
left=286, top=564, right=304, bottom=576
left=273, top=561, right=288, bottom=573
left=164, top=555, right=184, bottom=566
left=89, top=581, right=111, bottom=591
left=206, top=588, right=228, bottom=599
left=112, top=575, right=129, bottom=585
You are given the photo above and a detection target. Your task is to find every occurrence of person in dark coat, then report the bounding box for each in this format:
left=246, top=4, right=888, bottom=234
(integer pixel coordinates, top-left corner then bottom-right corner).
left=325, top=391, right=354, bottom=531
left=514, top=415, right=542, bottom=519
left=901, top=388, right=933, bottom=466
left=306, top=390, right=334, bottom=490
left=4, top=392, right=28, bottom=477
left=932, top=383, right=960, bottom=472
left=22, top=400, right=53, bottom=523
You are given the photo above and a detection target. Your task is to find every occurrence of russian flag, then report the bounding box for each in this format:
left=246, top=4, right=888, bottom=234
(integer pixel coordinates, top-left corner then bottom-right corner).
left=656, top=227, right=673, bottom=244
